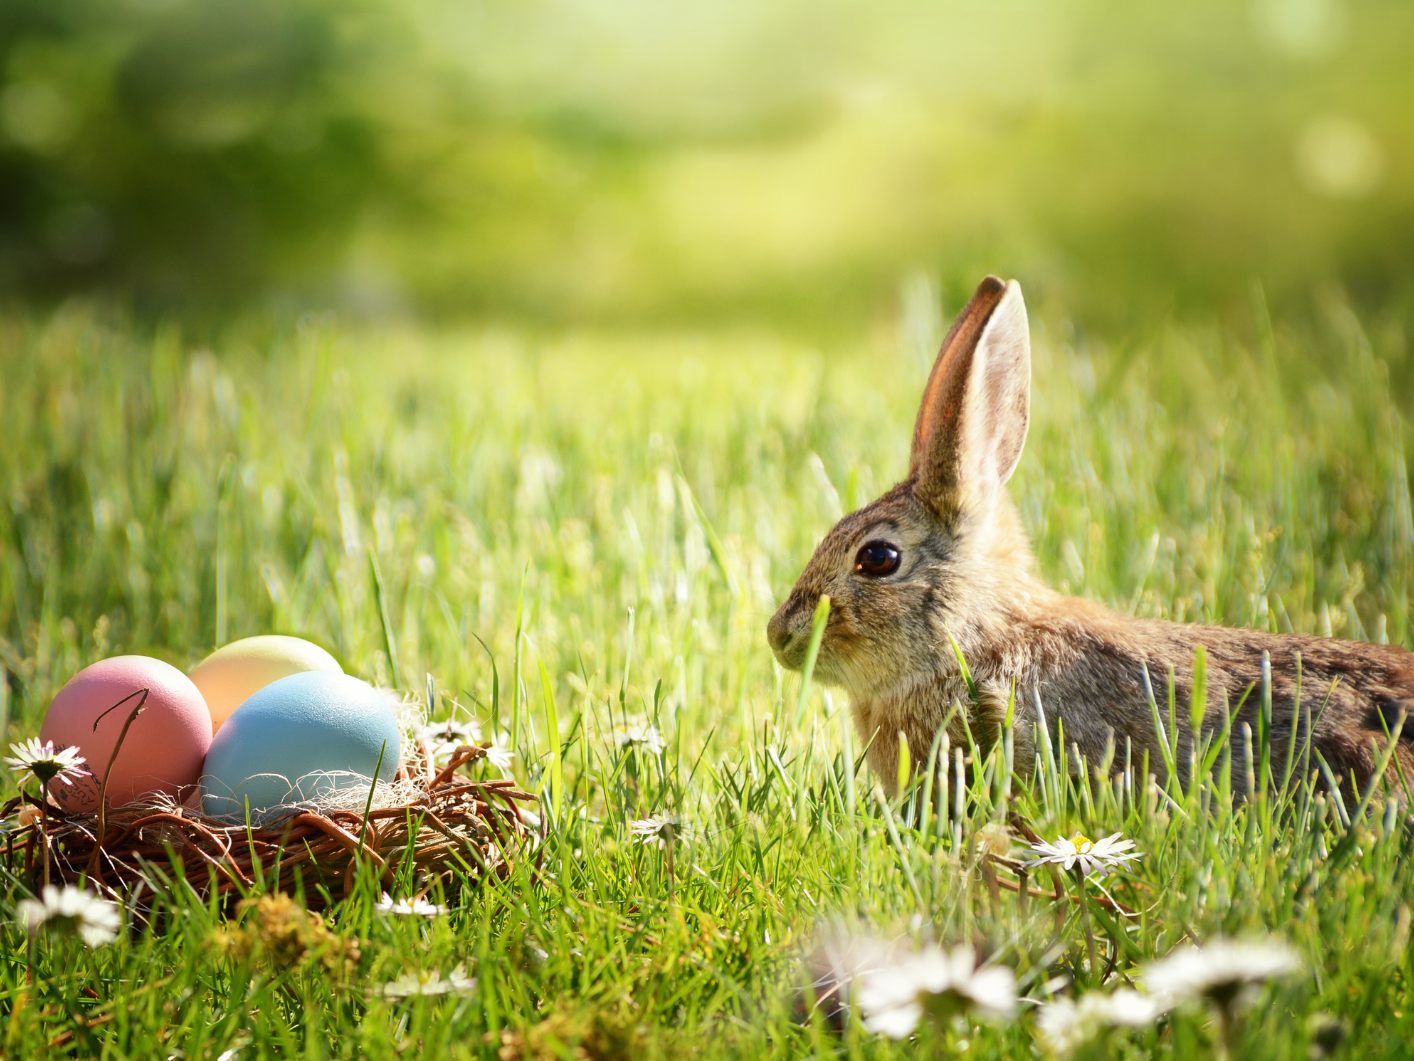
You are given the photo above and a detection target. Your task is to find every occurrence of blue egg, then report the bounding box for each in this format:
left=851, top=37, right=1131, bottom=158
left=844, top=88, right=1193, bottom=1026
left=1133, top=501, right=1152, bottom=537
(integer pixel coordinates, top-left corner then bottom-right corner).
left=200, top=671, right=401, bottom=822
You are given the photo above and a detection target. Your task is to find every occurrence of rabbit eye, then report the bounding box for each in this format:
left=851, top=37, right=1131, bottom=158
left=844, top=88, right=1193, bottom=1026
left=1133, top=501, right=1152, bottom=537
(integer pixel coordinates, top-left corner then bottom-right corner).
left=854, top=540, right=901, bottom=578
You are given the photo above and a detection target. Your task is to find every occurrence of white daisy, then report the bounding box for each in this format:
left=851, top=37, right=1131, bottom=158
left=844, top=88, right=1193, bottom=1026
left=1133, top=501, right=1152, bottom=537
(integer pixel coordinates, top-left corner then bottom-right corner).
left=416, top=718, right=482, bottom=762
left=1036, top=988, right=1163, bottom=1055
left=611, top=717, right=666, bottom=756
left=628, top=813, right=685, bottom=847
left=379, top=964, right=476, bottom=998
left=1142, top=938, right=1301, bottom=1010
left=807, top=931, right=892, bottom=1019
left=1026, top=832, right=1141, bottom=877
left=4, top=739, right=87, bottom=788
left=375, top=893, right=448, bottom=917
left=16, top=885, right=122, bottom=947
left=854, top=943, right=1016, bottom=1039
left=484, top=732, right=514, bottom=772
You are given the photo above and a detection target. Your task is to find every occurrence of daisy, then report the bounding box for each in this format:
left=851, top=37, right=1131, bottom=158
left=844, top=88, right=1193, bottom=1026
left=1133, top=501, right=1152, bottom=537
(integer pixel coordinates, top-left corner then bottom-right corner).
left=1036, top=988, right=1163, bottom=1055
left=807, top=931, right=892, bottom=1022
left=1142, top=938, right=1301, bottom=1011
left=628, top=813, right=684, bottom=847
left=375, top=893, right=448, bottom=917
left=484, top=733, right=514, bottom=772
left=4, top=739, right=87, bottom=788
left=854, top=943, right=1016, bottom=1039
left=611, top=718, right=666, bottom=756
left=16, top=885, right=122, bottom=947
left=379, top=964, right=476, bottom=998
left=1026, top=832, right=1141, bottom=877
left=416, top=718, right=482, bottom=762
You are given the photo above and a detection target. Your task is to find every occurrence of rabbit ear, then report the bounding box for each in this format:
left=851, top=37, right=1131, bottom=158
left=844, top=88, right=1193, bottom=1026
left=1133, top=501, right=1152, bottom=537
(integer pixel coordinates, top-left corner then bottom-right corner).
left=909, top=276, right=1031, bottom=515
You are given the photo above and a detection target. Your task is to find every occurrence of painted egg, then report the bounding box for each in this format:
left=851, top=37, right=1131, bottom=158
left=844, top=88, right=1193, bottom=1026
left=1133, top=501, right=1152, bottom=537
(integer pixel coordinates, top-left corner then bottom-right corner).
left=199, top=671, right=401, bottom=822
left=40, top=655, right=214, bottom=812
left=189, top=634, right=343, bottom=731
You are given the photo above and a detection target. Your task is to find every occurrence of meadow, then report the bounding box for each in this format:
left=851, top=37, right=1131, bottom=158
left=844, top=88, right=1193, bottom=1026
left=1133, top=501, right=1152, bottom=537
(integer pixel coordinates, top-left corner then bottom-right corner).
left=1, top=287, right=1412, bottom=1057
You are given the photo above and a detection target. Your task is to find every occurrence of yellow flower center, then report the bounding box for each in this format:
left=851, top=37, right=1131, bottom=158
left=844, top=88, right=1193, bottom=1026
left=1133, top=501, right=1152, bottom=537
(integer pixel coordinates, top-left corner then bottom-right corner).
left=1068, top=832, right=1094, bottom=853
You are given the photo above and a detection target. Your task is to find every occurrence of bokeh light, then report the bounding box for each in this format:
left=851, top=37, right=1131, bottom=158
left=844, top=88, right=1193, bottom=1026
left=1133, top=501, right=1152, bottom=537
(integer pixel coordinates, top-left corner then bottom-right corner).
left=1, top=0, right=1410, bottom=328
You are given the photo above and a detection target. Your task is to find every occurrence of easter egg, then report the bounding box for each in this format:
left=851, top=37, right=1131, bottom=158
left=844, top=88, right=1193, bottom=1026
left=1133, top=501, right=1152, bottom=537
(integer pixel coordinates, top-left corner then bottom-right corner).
left=40, top=655, right=214, bottom=813
left=189, top=634, right=343, bottom=731
left=199, top=671, right=401, bottom=822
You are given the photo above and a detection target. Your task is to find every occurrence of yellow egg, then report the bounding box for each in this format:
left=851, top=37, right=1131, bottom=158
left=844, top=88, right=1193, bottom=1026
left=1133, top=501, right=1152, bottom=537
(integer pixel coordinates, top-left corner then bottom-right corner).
left=189, top=635, right=343, bottom=730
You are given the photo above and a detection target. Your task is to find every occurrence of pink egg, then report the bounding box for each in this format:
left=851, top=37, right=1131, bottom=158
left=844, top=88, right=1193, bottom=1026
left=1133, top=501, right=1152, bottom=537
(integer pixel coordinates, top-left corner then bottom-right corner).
left=40, top=655, right=214, bottom=812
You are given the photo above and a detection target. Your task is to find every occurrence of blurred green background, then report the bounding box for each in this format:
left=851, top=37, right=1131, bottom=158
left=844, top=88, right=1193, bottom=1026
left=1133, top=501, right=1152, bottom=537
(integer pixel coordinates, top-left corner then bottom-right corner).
left=2, top=0, right=1411, bottom=331
left=3, top=9, right=1414, bottom=1054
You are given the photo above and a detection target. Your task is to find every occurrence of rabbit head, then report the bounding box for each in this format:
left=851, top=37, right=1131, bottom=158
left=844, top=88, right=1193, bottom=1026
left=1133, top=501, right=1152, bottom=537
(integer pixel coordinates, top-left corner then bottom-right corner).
left=767, top=276, right=1042, bottom=699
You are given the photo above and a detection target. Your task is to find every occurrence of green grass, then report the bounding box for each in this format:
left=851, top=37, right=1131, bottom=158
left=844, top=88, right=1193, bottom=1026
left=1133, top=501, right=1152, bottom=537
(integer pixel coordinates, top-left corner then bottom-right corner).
left=1, top=293, right=1412, bottom=1058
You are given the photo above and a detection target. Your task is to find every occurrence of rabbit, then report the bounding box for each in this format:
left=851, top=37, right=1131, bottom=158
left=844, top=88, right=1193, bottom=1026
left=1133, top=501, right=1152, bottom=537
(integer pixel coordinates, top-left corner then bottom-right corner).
left=767, top=276, right=1414, bottom=798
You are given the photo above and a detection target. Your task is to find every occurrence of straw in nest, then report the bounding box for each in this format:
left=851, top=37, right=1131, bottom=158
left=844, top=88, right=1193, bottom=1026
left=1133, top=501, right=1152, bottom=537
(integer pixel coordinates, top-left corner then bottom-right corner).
left=2, top=743, right=540, bottom=912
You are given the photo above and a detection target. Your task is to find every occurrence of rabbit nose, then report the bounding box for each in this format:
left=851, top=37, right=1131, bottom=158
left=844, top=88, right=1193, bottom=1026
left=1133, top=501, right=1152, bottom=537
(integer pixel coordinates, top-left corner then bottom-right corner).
left=766, top=609, right=796, bottom=656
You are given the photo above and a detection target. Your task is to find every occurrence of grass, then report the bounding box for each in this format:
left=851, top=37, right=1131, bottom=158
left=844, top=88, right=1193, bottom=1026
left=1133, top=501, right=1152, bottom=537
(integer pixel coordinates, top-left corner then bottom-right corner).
left=0, top=290, right=1412, bottom=1058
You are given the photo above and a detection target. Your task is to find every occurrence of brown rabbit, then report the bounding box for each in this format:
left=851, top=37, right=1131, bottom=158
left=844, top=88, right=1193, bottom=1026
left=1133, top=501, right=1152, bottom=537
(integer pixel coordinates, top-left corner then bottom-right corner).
left=767, top=276, right=1414, bottom=797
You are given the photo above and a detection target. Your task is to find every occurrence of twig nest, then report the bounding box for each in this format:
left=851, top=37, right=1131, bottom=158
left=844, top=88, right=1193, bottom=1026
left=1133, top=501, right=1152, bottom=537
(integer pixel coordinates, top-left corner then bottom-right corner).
left=4, top=744, right=539, bottom=912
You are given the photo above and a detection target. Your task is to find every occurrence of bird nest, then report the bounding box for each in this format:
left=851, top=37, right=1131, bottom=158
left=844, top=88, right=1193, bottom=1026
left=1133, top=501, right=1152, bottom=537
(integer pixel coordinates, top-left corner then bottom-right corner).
left=1, top=743, right=539, bottom=912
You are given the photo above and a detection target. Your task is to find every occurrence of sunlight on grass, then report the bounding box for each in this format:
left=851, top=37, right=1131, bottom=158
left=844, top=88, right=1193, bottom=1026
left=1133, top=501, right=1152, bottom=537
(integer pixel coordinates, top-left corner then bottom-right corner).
left=0, top=295, right=1411, bottom=1054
